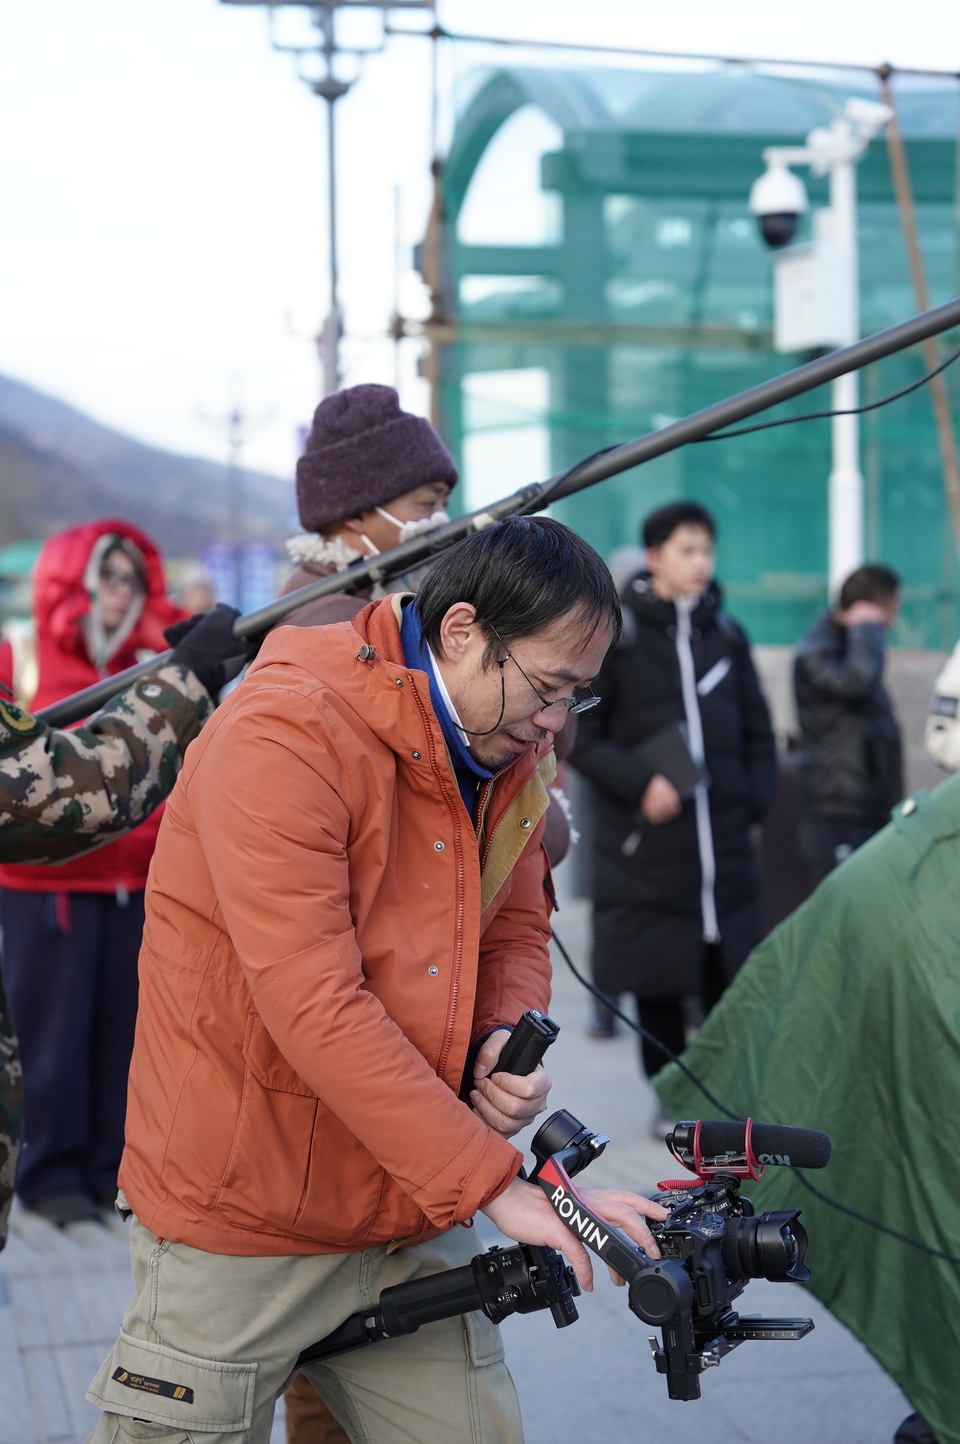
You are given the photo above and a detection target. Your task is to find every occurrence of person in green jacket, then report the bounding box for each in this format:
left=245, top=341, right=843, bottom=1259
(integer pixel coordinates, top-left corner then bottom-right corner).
left=654, top=777, right=960, bottom=1444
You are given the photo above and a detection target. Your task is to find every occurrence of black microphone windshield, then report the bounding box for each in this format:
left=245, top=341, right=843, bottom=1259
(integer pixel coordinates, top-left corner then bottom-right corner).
left=697, top=1121, right=832, bottom=1170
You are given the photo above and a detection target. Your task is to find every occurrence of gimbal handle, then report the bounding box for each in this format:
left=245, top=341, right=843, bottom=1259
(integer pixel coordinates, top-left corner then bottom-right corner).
left=296, top=1241, right=580, bottom=1369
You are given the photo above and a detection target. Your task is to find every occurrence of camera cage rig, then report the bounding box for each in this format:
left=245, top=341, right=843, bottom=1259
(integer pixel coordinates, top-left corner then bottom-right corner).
left=297, top=1014, right=819, bottom=1402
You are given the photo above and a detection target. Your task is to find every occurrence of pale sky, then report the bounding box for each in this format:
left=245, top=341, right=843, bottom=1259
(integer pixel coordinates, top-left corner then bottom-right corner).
left=0, top=0, right=957, bottom=480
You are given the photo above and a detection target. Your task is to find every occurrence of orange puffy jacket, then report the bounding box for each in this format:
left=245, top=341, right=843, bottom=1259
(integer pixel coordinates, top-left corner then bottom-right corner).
left=120, top=597, right=555, bottom=1256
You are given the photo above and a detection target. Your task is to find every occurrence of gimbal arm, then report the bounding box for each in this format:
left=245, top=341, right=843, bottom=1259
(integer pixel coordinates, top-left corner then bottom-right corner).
left=534, top=1151, right=700, bottom=1400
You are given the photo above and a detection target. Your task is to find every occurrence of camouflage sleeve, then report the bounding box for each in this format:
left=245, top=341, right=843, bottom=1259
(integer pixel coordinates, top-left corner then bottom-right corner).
left=0, top=664, right=213, bottom=865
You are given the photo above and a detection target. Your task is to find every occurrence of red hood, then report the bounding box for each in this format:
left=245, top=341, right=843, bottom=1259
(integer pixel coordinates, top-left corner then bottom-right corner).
left=32, top=517, right=182, bottom=659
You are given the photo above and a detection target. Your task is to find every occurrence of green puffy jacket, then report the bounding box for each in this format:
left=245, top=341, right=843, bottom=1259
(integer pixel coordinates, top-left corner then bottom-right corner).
left=656, top=775, right=960, bottom=1444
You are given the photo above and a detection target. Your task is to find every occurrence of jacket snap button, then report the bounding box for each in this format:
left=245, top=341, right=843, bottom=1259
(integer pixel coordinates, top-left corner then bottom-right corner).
left=428, top=966, right=439, bottom=976
left=395, top=678, right=404, bottom=687
left=412, top=750, right=421, bottom=760
left=434, top=841, right=444, bottom=851
left=902, top=797, right=917, bottom=816
left=141, top=683, right=162, bottom=698
left=356, top=644, right=375, bottom=661
left=519, top=817, right=532, bottom=829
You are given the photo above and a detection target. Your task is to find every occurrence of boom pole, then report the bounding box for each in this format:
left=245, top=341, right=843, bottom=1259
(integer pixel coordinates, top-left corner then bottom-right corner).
left=37, top=295, right=960, bottom=729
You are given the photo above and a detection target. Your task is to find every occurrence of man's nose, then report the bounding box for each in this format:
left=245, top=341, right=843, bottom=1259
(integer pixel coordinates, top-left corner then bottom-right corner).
left=534, top=701, right=571, bottom=725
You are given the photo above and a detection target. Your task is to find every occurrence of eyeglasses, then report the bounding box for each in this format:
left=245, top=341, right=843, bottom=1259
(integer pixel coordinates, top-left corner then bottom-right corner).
left=99, top=568, right=143, bottom=592
left=488, top=625, right=601, bottom=717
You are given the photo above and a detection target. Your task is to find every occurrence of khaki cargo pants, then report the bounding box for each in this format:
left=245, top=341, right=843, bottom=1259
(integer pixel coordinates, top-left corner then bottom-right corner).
left=85, top=1214, right=523, bottom=1444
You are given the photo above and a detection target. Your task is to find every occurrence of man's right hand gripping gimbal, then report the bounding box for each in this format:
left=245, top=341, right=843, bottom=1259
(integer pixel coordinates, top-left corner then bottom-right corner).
left=297, top=1013, right=832, bottom=1403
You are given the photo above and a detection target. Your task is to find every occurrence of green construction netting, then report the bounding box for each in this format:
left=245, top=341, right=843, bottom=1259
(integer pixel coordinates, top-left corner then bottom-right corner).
left=435, top=60, right=960, bottom=646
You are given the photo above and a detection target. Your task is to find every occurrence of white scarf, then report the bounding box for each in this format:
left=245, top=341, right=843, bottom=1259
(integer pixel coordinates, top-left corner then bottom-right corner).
left=285, top=534, right=363, bottom=572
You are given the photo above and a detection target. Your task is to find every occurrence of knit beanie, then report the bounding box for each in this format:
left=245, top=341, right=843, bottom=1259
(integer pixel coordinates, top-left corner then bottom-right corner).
left=296, top=384, right=458, bottom=532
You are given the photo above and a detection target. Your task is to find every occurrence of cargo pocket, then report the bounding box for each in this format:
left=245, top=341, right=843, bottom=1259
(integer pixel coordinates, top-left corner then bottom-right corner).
left=86, top=1330, right=257, bottom=1436
left=464, top=1309, right=505, bottom=1368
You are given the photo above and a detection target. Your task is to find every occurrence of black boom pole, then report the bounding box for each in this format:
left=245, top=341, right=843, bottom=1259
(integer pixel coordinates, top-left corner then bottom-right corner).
left=36, top=296, right=960, bottom=729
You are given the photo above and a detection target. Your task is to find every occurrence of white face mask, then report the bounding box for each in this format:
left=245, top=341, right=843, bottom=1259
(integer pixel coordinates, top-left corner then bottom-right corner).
left=375, top=506, right=450, bottom=545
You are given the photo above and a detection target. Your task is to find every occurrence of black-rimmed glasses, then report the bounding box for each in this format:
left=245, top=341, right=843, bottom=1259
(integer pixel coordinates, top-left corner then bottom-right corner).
left=488, top=625, right=601, bottom=717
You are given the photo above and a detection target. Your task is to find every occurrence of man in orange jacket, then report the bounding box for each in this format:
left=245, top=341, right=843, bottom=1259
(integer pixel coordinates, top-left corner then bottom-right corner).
left=85, top=516, right=668, bottom=1444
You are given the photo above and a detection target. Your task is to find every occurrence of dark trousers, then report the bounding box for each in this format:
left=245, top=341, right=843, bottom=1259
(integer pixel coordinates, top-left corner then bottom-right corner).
left=799, top=817, right=885, bottom=889
left=635, top=943, right=729, bottom=1079
left=0, top=888, right=144, bottom=1204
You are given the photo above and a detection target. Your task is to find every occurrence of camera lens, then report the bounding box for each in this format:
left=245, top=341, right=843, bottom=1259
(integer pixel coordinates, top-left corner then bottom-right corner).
left=722, top=1210, right=810, bottom=1282
left=758, top=212, right=800, bottom=248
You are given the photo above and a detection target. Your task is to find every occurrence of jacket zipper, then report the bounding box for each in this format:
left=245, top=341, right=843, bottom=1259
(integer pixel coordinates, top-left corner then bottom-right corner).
left=478, top=756, right=528, bottom=872
left=408, top=677, right=467, bottom=1084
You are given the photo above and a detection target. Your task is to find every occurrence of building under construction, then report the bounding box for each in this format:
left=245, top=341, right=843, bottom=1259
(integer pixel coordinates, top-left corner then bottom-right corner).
left=422, top=66, right=960, bottom=648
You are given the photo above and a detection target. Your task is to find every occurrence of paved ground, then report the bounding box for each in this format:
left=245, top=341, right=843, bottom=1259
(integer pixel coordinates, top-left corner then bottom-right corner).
left=0, top=874, right=910, bottom=1444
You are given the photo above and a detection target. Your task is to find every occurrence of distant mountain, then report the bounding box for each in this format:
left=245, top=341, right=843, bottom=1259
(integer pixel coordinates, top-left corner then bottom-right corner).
left=0, top=374, right=294, bottom=558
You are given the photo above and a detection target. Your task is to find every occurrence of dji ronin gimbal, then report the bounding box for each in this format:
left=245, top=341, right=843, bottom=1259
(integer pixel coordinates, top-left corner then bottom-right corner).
left=297, top=1012, right=831, bottom=1401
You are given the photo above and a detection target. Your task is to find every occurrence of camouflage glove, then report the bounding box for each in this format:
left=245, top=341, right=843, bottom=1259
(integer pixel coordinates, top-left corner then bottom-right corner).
left=164, top=605, right=260, bottom=696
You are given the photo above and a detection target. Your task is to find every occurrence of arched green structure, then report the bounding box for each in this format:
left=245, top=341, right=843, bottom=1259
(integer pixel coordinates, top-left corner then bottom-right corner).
left=428, top=66, right=960, bottom=647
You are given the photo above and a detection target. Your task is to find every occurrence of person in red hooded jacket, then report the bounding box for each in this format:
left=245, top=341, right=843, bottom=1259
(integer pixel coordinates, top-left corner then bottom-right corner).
left=0, top=518, right=185, bottom=1226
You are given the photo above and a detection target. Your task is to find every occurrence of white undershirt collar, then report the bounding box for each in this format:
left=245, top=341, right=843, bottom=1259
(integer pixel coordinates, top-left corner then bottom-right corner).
left=425, top=646, right=471, bottom=749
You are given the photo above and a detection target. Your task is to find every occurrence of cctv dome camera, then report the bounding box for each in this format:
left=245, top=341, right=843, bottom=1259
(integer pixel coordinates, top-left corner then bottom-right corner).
left=758, top=213, right=802, bottom=248
left=749, top=163, right=810, bottom=250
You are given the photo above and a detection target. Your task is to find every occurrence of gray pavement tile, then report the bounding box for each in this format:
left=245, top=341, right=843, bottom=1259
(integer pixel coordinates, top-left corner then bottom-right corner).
left=0, top=1280, right=36, bottom=1444
left=22, top=1343, right=75, bottom=1443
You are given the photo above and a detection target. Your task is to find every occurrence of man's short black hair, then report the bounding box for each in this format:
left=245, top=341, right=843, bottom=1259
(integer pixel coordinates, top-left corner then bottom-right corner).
left=642, top=502, right=716, bottom=550
left=415, top=516, right=622, bottom=663
left=839, top=564, right=901, bottom=611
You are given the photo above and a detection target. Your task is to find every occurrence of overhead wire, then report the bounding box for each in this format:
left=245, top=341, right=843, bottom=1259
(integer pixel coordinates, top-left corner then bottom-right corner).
left=696, top=341, right=960, bottom=441
left=386, top=22, right=960, bottom=81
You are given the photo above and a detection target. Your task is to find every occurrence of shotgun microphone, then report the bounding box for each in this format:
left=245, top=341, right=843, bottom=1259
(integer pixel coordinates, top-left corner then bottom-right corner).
left=668, top=1121, right=832, bottom=1171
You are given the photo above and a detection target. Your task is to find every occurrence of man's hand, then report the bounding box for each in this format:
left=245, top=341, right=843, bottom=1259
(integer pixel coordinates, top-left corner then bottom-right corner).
left=839, top=600, right=889, bottom=628
left=164, top=605, right=261, bottom=697
left=481, top=1176, right=670, bottom=1292
left=640, top=773, right=682, bottom=825
left=470, top=1028, right=551, bottom=1137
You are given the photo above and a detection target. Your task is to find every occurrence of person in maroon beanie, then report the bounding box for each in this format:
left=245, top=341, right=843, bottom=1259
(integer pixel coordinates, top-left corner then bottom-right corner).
left=278, top=390, right=577, bottom=1444
left=279, top=383, right=457, bottom=627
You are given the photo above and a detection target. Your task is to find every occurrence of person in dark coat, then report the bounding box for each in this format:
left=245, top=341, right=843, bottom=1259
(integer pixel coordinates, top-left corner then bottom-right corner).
left=570, top=502, right=777, bottom=1088
left=793, top=564, right=902, bottom=886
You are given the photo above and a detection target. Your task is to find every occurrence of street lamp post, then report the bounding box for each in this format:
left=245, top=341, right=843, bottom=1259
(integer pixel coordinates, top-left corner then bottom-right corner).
left=749, top=99, right=892, bottom=597
left=313, top=73, right=351, bottom=394
left=221, top=0, right=434, bottom=398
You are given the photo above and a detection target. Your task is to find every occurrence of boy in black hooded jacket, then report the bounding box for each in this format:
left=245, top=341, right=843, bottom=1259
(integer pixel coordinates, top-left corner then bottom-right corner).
left=571, top=503, right=776, bottom=1086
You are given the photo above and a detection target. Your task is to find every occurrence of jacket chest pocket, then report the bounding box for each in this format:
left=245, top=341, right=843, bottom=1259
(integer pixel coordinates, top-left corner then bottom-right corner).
left=697, top=656, right=732, bottom=699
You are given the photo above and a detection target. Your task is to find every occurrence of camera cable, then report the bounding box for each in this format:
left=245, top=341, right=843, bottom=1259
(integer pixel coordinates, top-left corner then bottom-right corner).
left=550, top=925, right=960, bottom=1267
left=695, top=340, right=960, bottom=442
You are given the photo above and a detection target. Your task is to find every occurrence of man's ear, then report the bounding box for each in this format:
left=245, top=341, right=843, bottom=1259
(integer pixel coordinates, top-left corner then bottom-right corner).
left=437, top=603, right=478, bottom=664
left=340, top=512, right=375, bottom=537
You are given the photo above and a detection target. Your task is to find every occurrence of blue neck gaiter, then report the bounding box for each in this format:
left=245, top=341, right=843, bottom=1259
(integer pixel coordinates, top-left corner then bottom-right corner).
left=400, top=599, right=492, bottom=819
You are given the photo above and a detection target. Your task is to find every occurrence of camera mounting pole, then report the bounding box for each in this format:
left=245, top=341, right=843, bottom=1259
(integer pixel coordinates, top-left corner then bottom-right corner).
left=749, top=98, right=893, bottom=596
